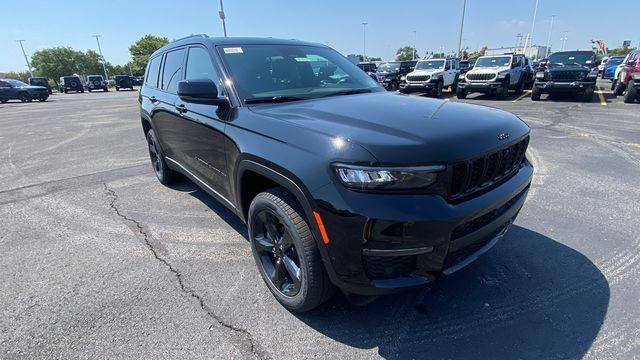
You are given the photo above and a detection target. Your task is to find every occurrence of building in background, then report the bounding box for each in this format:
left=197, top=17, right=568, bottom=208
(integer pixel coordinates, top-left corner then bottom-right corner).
left=485, top=45, right=549, bottom=59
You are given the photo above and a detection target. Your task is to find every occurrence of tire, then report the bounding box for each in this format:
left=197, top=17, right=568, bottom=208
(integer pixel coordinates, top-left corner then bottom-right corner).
left=248, top=187, right=334, bottom=312
left=614, top=80, right=626, bottom=96
left=88, top=88, right=92, bottom=92
left=116, top=87, right=120, bottom=91
left=623, top=80, right=637, bottom=103
left=610, top=80, right=617, bottom=91
left=18, top=92, right=32, bottom=103
left=104, top=87, right=108, bottom=92
left=64, top=89, right=68, bottom=94
left=146, top=129, right=179, bottom=185
left=456, top=87, right=468, bottom=99
left=451, top=77, right=459, bottom=93
left=388, top=81, right=399, bottom=92
left=80, top=89, right=84, bottom=93
left=531, top=86, right=541, bottom=101
left=37, top=95, right=48, bottom=102
left=582, top=87, right=594, bottom=102
left=496, top=81, right=508, bottom=100
left=433, top=80, right=443, bottom=98
left=514, top=79, right=525, bottom=94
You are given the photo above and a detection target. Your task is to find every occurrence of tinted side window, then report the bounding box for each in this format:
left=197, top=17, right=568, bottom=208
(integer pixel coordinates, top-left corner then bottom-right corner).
left=146, top=56, right=161, bottom=88
left=162, top=48, right=186, bottom=93
left=185, top=47, right=221, bottom=93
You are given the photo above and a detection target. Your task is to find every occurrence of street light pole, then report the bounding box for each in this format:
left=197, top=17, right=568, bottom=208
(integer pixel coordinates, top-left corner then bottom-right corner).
left=456, top=0, right=467, bottom=58
left=16, top=40, right=33, bottom=77
left=92, top=35, right=109, bottom=80
left=218, top=0, right=227, bottom=37
left=522, top=0, right=539, bottom=56
left=561, top=32, right=568, bottom=51
left=545, top=15, right=556, bottom=58
left=413, top=30, right=417, bottom=60
left=361, top=22, right=368, bottom=62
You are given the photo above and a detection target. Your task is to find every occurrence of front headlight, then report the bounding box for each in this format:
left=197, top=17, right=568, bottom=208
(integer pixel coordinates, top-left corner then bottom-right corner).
left=586, top=69, right=598, bottom=78
left=535, top=72, right=545, bottom=79
left=333, top=164, right=444, bottom=191
left=496, top=71, right=509, bottom=79
left=400, top=76, right=406, bottom=81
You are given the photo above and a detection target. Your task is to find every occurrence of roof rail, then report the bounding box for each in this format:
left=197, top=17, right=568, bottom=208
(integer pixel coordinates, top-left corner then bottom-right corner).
left=173, top=34, right=209, bottom=42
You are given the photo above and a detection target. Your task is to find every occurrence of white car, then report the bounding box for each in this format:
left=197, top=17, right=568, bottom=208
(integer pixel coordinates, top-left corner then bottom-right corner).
left=399, top=58, right=461, bottom=98
left=457, top=54, right=529, bottom=99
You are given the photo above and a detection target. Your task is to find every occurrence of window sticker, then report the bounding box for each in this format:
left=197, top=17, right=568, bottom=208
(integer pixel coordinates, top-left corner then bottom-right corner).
left=224, top=47, right=243, bottom=54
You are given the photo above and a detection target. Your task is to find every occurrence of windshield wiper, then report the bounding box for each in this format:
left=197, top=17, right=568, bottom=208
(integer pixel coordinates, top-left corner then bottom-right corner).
left=245, top=96, right=306, bottom=104
left=319, top=89, right=373, bottom=98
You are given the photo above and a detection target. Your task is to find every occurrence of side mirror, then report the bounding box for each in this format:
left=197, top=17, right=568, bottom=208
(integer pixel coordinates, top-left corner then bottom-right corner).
left=177, top=79, right=228, bottom=106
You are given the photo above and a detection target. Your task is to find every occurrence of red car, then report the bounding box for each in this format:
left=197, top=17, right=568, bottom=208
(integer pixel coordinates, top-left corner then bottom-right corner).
left=613, top=50, right=640, bottom=103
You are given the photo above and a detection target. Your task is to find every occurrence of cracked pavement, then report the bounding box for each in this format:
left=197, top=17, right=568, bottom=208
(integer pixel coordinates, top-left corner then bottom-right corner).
left=1, top=84, right=639, bottom=359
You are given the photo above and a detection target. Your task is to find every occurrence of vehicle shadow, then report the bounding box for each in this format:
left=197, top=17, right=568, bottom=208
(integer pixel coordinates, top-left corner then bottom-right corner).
left=295, top=225, right=609, bottom=359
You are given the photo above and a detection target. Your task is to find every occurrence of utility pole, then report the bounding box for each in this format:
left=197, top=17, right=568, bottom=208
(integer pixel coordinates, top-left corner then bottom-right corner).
left=456, top=0, right=467, bottom=58
left=16, top=40, right=34, bottom=77
left=218, top=0, right=227, bottom=37
left=92, top=35, right=109, bottom=80
left=522, top=0, right=539, bottom=56
left=361, top=22, right=368, bottom=62
left=412, top=30, right=417, bottom=60
left=128, top=62, right=134, bottom=77
left=545, top=14, right=556, bottom=57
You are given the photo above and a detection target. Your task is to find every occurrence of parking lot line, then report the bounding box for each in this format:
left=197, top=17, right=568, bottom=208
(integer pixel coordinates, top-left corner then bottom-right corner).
left=596, top=87, right=607, bottom=106
left=512, top=90, right=532, bottom=103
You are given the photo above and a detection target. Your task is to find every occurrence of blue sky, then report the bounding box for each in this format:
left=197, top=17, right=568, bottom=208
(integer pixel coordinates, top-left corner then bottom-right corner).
left=2, top=0, right=639, bottom=72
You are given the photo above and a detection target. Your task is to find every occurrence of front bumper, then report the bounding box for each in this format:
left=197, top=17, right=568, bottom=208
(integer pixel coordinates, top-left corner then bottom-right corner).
left=457, top=81, right=503, bottom=93
left=311, top=161, right=534, bottom=296
left=399, top=82, right=437, bottom=93
left=533, top=80, right=595, bottom=93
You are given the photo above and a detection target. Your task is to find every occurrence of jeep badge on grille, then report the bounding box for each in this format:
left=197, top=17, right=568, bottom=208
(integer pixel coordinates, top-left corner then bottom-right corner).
left=497, top=132, right=510, bottom=140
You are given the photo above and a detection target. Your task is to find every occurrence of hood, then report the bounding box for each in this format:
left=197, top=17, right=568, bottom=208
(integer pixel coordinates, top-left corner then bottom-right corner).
left=409, top=69, right=442, bottom=76
left=249, top=92, right=530, bottom=164
left=467, top=66, right=509, bottom=74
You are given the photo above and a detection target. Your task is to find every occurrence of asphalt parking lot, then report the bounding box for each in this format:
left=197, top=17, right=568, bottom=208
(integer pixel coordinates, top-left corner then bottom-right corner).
left=1, top=82, right=639, bottom=359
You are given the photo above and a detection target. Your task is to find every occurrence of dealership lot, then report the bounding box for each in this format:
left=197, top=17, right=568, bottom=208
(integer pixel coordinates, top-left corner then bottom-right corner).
left=1, top=84, right=639, bottom=359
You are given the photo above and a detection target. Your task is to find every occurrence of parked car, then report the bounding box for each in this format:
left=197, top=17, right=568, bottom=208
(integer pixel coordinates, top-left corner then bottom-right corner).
left=375, top=61, right=416, bottom=91
left=532, top=50, right=598, bottom=102
left=86, top=75, right=108, bottom=92
left=399, top=58, right=460, bottom=97
left=132, top=76, right=144, bottom=86
left=140, top=35, right=533, bottom=312
left=602, top=56, right=625, bottom=80
left=59, top=76, right=84, bottom=93
left=613, top=50, right=640, bottom=98
left=459, top=58, right=476, bottom=74
left=0, top=78, right=49, bottom=103
left=456, top=54, right=529, bottom=99
left=357, top=62, right=377, bottom=74
left=28, top=77, right=52, bottom=94
left=115, top=75, right=134, bottom=91
left=623, top=73, right=640, bottom=103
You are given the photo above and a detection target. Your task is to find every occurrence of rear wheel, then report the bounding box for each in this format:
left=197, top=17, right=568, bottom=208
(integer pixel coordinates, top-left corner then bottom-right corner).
left=37, top=95, right=48, bottom=102
left=456, top=87, right=468, bottom=99
left=116, top=87, right=120, bottom=91
left=146, top=129, right=179, bottom=185
left=88, top=88, right=92, bottom=92
left=623, top=80, right=637, bottom=103
left=18, top=92, right=32, bottom=102
left=388, top=81, right=399, bottom=92
left=249, top=188, right=334, bottom=312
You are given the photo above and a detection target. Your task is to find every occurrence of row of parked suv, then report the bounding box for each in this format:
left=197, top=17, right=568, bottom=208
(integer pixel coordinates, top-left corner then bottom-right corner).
left=360, top=50, right=640, bottom=104
left=58, top=75, right=136, bottom=93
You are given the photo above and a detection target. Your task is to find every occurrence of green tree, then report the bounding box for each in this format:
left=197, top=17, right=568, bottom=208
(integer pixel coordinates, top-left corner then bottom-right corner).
left=608, top=44, right=637, bottom=56
left=129, top=34, right=169, bottom=74
left=31, top=47, right=87, bottom=85
left=0, top=71, right=30, bottom=82
left=432, top=52, right=445, bottom=59
left=396, top=46, right=419, bottom=61
left=357, top=54, right=382, bottom=62
left=79, top=49, right=110, bottom=76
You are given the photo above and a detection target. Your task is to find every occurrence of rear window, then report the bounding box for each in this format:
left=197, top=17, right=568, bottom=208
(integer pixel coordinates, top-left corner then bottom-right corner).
left=161, top=48, right=185, bottom=93
left=145, top=56, right=162, bottom=88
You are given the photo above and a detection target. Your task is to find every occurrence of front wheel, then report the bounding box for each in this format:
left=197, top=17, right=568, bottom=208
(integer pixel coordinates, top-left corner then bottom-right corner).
left=388, top=81, right=399, bottom=92
left=531, top=86, right=541, bottom=101
left=249, top=188, right=334, bottom=312
left=146, top=129, right=179, bottom=185
left=116, top=87, right=120, bottom=91
left=432, top=81, right=443, bottom=98
left=623, top=80, right=637, bottom=103
left=614, top=80, right=626, bottom=96
left=496, top=81, right=508, bottom=100
left=456, top=87, right=468, bottom=99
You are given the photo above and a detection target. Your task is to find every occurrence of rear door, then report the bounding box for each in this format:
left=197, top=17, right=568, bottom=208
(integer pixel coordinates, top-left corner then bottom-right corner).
left=0, top=80, right=12, bottom=100
left=171, top=45, right=231, bottom=199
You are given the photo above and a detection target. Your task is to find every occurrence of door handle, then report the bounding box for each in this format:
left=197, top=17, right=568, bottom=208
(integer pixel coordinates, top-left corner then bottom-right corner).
left=149, top=96, right=158, bottom=103
left=175, top=104, right=188, bottom=113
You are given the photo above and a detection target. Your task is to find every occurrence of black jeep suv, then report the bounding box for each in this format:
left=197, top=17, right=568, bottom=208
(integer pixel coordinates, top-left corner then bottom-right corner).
left=86, top=75, right=108, bottom=92
left=532, top=50, right=598, bottom=102
left=140, top=36, right=533, bottom=312
left=28, top=77, right=53, bottom=94
left=375, top=61, right=416, bottom=91
left=115, top=75, right=134, bottom=91
left=59, top=76, right=84, bottom=93
left=0, top=78, right=49, bottom=103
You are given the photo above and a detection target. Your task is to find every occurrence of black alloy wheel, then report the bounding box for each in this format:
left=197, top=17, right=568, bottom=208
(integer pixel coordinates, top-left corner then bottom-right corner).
left=146, top=129, right=177, bottom=185
left=18, top=92, right=32, bottom=102
left=623, top=80, right=637, bottom=103
left=252, top=209, right=302, bottom=297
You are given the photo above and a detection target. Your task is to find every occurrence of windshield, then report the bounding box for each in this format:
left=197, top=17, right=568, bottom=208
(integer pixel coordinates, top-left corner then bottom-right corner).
left=7, top=80, right=28, bottom=87
left=475, top=56, right=511, bottom=68
left=548, top=52, right=594, bottom=66
left=218, top=44, right=380, bottom=102
left=30, top=78, right=47, bottom=86
left=606, top=58, right=624, bottom=67
left=377, top=62, right=400, bottom=72
left=415, top=60, right=444, bottom=70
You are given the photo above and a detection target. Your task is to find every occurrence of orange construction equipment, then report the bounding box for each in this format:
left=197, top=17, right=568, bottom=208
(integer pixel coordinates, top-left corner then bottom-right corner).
left=591, top=39, right=608, bottom=55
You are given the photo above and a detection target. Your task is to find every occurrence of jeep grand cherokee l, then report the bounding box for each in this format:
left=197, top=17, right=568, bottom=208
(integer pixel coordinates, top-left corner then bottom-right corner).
left=0, top=78, right=49, bottom=103
left=532, top=50, right=598, bottom=102
left=140, top=35, right=533, bottom=312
